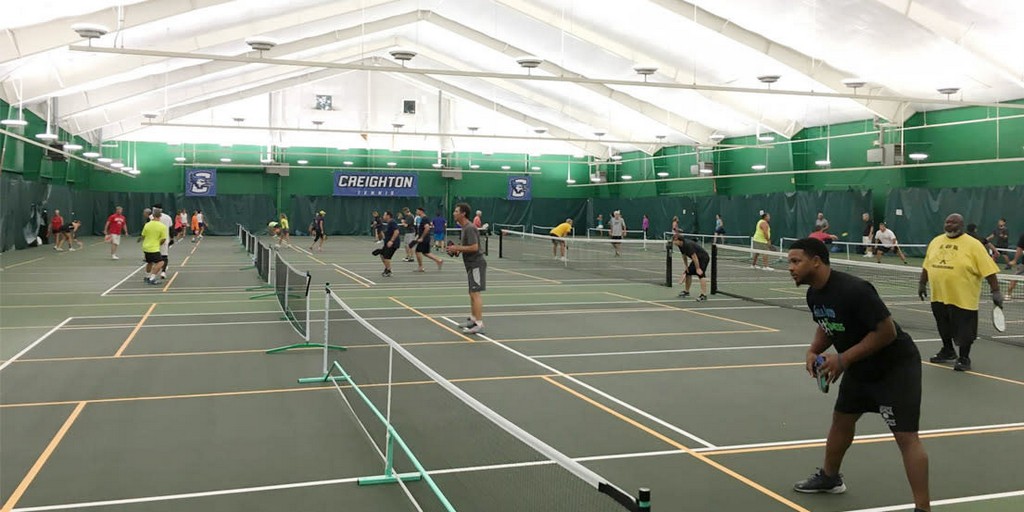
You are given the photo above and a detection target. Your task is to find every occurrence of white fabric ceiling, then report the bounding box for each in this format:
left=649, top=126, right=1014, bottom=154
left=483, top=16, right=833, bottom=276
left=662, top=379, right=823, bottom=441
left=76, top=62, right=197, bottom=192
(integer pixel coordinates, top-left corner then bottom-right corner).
left=2, top=0, right=1022, bottom=157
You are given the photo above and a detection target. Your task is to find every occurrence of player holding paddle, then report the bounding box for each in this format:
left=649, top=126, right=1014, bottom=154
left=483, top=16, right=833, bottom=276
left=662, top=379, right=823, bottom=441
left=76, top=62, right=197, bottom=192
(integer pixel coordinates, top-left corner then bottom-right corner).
left=919, top=213, right=1003, bottom=371
left=787, top=238, right=930, bottom=512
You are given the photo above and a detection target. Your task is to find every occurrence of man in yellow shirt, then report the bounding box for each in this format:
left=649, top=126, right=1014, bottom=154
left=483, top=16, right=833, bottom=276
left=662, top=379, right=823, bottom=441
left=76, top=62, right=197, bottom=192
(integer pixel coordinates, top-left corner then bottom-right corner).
left=751, top=213, right=774, bottom=270
left=919, top=213, right=1003, bottom=371
left=549, top=219, right=573, bottom=261
left=141, top=209, right=169, bottom=286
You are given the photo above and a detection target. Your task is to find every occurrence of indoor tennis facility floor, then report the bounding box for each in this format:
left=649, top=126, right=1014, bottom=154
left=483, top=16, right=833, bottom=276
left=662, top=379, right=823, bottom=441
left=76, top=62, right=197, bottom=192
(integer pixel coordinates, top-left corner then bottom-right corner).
left=1, top=235, right=1022, bottom=512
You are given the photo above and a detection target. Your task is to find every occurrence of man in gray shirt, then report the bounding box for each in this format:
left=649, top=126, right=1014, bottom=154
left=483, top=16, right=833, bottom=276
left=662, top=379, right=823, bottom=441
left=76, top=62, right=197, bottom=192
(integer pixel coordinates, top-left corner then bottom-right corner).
left=448, top=202, right=486, bottom=334
left=608, top=210, right=627, bottom=256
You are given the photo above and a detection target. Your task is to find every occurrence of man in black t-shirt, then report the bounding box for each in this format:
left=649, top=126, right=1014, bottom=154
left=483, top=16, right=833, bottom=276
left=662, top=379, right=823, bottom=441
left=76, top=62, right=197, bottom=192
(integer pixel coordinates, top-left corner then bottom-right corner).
left=787, top=238, right=930, bottom=512
left=673, top=238, right=709, bottom=301
left=412, top=207, right=444, bottom=272
left=986, top=218, right=1012, bottom=269
left=372, top=211, right=400, bottom=277
left=860, top=213, right=874, bottom=257
left=1008, top=233, right=1024, bottom=296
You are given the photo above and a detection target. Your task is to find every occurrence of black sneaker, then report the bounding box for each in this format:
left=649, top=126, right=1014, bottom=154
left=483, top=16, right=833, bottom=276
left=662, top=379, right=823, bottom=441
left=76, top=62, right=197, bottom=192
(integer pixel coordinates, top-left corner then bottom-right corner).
left=381, top=270, right=392, bottom=277
left=793, top=468, right=846, bottom=494
left=678, top=290, right=690, bottom=298
left=953, top=356, right=971, bottom=372
left=929, top=350, right=957, bottom=364
left=696, top=294, right=707, bottom=302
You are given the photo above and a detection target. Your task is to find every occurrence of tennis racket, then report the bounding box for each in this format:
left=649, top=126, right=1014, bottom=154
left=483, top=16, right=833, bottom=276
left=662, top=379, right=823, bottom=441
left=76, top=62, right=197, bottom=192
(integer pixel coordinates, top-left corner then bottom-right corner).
left=992, top=306, right=1006, bottom=332
left=813, top=355, right=829, bottom=393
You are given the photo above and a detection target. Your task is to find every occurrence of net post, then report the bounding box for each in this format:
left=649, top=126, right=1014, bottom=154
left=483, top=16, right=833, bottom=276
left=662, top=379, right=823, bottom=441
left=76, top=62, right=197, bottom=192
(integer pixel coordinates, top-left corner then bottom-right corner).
left=710, top=243, right=718, bottom=295
left=498, top=229, right=504, bottom=258
left=320, top=282, right=328, bottom=374
left=664, top=240, right=672, bottom=287
left=638, top=487, right=651, bottom=511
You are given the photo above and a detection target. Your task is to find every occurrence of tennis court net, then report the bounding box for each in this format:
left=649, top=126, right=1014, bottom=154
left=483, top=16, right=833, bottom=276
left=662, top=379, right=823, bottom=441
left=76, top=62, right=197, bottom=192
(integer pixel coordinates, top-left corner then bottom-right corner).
left=274, top=251, right=311, bottom=340
left=255, top=240, right=271, bottom=283
left=711, top=243, right=1024, bottom=347
left=499, top=230, right=672, bottom=286
left=322, top=287, right=649, bottom=511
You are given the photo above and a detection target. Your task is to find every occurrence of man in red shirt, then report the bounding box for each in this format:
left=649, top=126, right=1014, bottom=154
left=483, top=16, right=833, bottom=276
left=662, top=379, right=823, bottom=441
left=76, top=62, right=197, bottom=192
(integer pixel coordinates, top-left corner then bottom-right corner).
left=808, top=226, right=838, bottom=245
left=104, top=206, right=128, bottom=260
left=50, top=209, right=65, bottom=251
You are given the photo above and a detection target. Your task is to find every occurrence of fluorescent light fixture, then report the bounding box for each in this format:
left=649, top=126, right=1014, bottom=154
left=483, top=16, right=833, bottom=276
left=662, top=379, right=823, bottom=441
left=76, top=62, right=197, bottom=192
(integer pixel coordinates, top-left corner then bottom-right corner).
left=35, top=132, right=58, bottom=141
left=63, top=144, right=83, bottom=151
left=469, top=164, right=480, bottom=169
left=751, top=164, right=767, bottom=171
left=656, top=171, right=670, bottom=177
left=757, top=135, right=775, bottom=142
left=531, top=166, right=540, bottom=171
left=128, top=169, right=141, bottom=175
left=0, top=119, right=28, bottom=127
left=110, top=162, right=124, bottom=168
left=101, top=142, right=118, bottom=148
left=699, top=168, right=714, bottom=176
left=590, top=176, right=602, bottom=182
left=260, top=158, right=274, bottom=164
left=175, top=157, right=187, bottom=163
left=431, top=163, right=443, bottom=168
left=297, top=160, right=308, bottom=165
left=908, top=152, right=928, bottom=161
left=501, top=165, right=511, bottom=170
left=342, top=161, right=354, bottom=166
left=97, top=157, right=113, bottom=163
left=220, top=158, right=232, bottom=163
left=621, top=175, right=633, bottom=180
left=166, top=141, right=181, bottom=146
left=122, top=167, right=134, bottom=172
left=566, top=178, right=576, bottom=184
left=709, top=134, right=725, bottom=142
left=610, top=155, right=623, bottom=161
left=386, top=162, right=397, bottom=167
left=815, top=159, right=831, bottom=167
left=82, top=151, right=100, bottom=158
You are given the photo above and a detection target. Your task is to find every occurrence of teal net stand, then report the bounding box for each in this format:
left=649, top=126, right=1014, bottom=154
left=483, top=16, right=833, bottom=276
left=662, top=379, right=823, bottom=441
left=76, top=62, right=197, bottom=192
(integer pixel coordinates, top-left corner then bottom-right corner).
left=264, top=256, right=346, bottom=382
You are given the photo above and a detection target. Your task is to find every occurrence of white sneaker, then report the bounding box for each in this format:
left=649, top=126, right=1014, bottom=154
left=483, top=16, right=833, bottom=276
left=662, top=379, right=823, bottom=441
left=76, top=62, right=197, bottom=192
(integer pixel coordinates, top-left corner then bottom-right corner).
left=559, top=256, right=568, bottom=262
left=463, top=323, right=485, bottom=334
left=69, top=248, right=76, bottom=252
left=112, top=255, right=119, bottom=260
left=762, top=266, right=775, bottom=271
left=160, top=272, right=167, bottom=278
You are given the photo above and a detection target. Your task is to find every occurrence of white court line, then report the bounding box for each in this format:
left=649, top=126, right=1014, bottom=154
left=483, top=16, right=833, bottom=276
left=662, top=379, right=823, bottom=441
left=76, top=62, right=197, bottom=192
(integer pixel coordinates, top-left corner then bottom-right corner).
left=445, top=317, right=718, bottom=449
left=20, top=419, right=1021, bottom=511
left=100, top=265, right=145, bottom=297
left=533, top=338, right=942, bottom=359
left=332, top=263, right=376, bottom=286
left=841, top=490, right=1024, bottom=512
left=0, top=318, right=73, bottom=372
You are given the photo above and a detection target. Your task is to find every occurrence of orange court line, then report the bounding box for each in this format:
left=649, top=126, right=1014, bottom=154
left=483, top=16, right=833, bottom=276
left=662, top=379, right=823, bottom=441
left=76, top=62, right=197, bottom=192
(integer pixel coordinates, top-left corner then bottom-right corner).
left=114, top=303, right=157, bottom=357
left=161, top=271, right=180, bottom=292
left=388, top=296, right=475, bottom=342
left=1, top=257, right=44, bottom=271
left=1, top=362, right=801, bottom=409
left=923, top=361, right=1024, bottom=387
left=0, top=401, right=87, bottom=512
left=542, top=376, right=810, bottom=512
left=335, top=268, right=371, bottom=288
left=604, top=291, right=779, bottom=332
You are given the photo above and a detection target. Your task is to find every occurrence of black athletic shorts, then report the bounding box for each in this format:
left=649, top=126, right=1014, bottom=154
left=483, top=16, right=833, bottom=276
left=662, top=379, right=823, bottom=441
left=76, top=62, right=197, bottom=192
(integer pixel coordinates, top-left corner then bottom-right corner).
left=144, top=251, right=162, bottom=264
left=313, top=230, right=325, bottom=242
left=930, top=302, right=979, bottom=346
left=415, top=241, right=431, bottom=254
left=876, top=246, right=894, bottom=254
left=380, top=243, right=399, bottom=260
left=685, top=255, right=710, bottom=277
left=835, top=357, right=921, bottom=432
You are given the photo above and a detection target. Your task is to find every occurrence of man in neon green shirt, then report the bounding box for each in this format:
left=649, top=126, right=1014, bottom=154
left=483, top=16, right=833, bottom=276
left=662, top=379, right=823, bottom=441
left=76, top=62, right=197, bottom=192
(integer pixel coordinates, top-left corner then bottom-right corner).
left=751, top=213, right=774, bottom=270
left=141, top=208, right=169, bottom=285
left=919, top=213, right=1002, bottom=371
left=549, top=219, right=573, bottom=261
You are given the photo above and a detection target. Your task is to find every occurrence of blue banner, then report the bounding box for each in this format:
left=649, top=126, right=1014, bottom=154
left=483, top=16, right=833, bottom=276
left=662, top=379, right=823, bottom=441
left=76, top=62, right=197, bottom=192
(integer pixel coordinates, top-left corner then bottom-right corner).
left=333, top=171, right=418, bottom=197
left=185, top=168, right=217, bottom=197
left=506, top=175, right=532, bottom=201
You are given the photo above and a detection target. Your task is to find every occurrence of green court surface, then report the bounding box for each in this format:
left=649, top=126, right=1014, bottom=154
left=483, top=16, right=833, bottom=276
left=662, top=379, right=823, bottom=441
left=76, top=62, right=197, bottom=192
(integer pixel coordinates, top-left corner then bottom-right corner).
left=1, top=235, right=1022, bottom=511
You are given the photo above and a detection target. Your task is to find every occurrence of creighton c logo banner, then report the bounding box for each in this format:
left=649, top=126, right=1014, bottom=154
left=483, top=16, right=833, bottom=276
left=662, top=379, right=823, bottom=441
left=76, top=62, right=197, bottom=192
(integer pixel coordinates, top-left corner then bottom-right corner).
left=507, top=176, right=531, bottom=201
left=185, top=168, right=217, bottom=197
left=333, top=171, right=418, bottom=197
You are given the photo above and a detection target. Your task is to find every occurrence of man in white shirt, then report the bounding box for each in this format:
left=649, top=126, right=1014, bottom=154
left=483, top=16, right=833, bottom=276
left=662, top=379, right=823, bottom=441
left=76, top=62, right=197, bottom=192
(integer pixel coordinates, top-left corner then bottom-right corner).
left=608, top=210, right=627, bottom=256
left=874, top=222, right=908, bottom=264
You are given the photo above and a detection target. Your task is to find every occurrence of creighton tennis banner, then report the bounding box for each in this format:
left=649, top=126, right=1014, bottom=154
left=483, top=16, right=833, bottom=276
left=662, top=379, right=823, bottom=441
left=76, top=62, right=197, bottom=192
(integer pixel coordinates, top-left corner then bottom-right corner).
left=507, top=175, right=532, bottom=201
left=333, top=171, right=418, bottom=197
left=185, top=168, right=217, bottom=197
